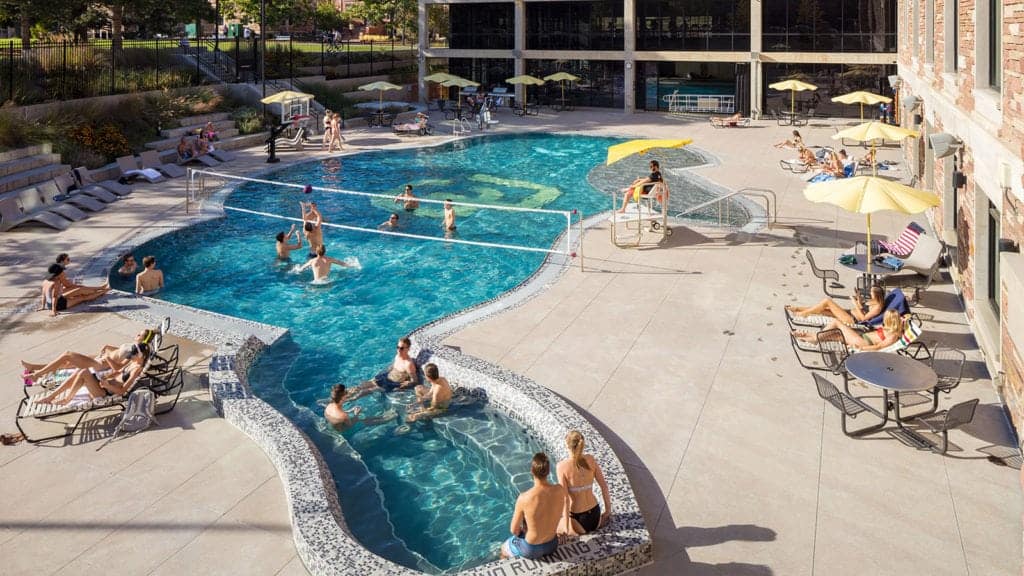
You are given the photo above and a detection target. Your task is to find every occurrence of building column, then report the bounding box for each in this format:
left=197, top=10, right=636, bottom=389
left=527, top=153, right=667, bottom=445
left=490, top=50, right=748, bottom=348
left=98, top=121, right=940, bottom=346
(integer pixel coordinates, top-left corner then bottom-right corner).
left=514, top=0, right=526, bottom=104
left=623, top=0, right=635, bottom=112
left=417, top=1, right=428, bottom=104
left=749, top=0, right=762, bottom=118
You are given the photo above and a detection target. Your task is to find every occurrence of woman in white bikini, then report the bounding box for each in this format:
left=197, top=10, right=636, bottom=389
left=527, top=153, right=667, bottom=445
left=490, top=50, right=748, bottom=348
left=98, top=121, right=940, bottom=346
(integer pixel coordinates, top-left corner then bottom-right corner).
left=556, top=430, right=612, bottom=535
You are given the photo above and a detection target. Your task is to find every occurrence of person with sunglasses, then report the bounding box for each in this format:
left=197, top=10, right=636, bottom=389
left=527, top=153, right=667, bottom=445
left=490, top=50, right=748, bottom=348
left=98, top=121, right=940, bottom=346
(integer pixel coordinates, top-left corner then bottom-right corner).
left=346, top=337, right=420, bottom=401
left=38, top=342, right=150, bottom=405
left=21, top=329, right=157, bottom=384
left=118, top=253, right=138, bottom=277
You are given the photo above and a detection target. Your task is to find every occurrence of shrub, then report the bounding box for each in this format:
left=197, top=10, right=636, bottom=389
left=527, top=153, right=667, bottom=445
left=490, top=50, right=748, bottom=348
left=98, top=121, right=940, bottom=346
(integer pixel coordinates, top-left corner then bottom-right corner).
left=232, top=107, right=264, bottom=134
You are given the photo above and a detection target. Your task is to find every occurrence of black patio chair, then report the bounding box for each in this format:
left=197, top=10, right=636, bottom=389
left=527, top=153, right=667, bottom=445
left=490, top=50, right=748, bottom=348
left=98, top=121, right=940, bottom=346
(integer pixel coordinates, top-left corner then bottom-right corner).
left=806, top=250, right=841, bottom=296
left=813, top=373, right=875, bottom=437
left=929, top=345, right=967, bottom=394
left=140, top=367, right=186, bottom=415
left=817, top=328, right=850, bottom=375
left=908, top=398, right=979, bottom=454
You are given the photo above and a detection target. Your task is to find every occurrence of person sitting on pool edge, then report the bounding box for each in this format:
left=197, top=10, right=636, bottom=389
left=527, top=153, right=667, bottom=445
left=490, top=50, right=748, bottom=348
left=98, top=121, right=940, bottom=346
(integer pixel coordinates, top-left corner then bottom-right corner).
left=41, top=264, right=108, bottom=316
left=347, top=337, right=420, bottom=400
left=556, top=430, right=612, bottom=535
left=136, top=255, right=164, bottom=295
left=395, top=184, right=420, bottom=212
left=619, top=160, right=663, bottom=212
left=276, top=224, right=303, bottom=259
left=501, top=452, right=569, bottom=560
left=407, top=363, right=452, bottom=423
left=297, top=245, right=352, bottom=282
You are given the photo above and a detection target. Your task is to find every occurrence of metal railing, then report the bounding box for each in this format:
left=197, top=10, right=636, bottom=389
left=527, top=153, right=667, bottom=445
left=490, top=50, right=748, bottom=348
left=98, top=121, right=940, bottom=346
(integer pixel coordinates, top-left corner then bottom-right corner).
left=675, top=187, right=776, bottom=229
left=662, top=92, right=736, bottom=114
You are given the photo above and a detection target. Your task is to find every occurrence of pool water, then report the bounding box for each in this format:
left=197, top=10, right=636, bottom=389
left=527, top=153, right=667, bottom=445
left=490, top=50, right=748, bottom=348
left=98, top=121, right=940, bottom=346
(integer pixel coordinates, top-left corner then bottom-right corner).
left=116, top=133, right=646, bottom=572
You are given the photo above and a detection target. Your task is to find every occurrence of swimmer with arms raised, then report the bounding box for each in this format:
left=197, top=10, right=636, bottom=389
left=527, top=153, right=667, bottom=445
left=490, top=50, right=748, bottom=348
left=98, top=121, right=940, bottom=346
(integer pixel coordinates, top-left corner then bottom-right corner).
left=297, top=245, right=351, bottom=281
left=276, top=224, right=303, bottom=259
left=300, top=201, right=324, bottom=256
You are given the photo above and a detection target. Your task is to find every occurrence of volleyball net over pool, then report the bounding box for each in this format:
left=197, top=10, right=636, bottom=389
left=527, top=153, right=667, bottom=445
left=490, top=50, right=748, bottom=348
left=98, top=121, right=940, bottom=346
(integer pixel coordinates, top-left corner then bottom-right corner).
left=186, top=169, right=583, bottom=259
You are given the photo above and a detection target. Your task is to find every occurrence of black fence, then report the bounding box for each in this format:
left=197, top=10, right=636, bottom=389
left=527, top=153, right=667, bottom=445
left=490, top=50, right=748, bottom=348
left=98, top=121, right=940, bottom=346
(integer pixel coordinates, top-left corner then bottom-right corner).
left=0, top=37, right=418, bottom=106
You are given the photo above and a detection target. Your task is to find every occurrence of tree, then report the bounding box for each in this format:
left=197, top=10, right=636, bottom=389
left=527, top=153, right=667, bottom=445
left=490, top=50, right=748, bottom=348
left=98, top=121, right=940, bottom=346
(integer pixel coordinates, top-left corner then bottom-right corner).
left=314, top=1, right=347, bottom=34
left=0, top=0, right=54, bottom=48
left=220, top=0, right=314, bottom=30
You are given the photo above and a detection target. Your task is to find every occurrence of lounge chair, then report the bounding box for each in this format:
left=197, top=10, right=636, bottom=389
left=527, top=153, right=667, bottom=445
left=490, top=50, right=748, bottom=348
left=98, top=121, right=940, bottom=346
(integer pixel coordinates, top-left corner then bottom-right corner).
left=73, top=167, right=133, bottom=196
left=116, top=156, right=166, bottom=183
left=37, top=180, right=106, bottom=213
left=177, top=152, right=220, bottom=167
left=873, top=221, right=926, bottom=258
left=882, top=235, right=946, bottom=304
left=54, top=172, right=118, bottom=203
left=785, top=288, right=911, bottom=331
left=790, top=314, right=926, bottom=370
left=0, top=196, right=70, bottom=231
left=265, top=126, right=307, bottom=151
left=139, top=150, right=187, bottom=178
left=24, top=186, right=90, bottom=221
left=393, top=120, right=433, bottom=136
left=709, top=115, right=750, bottom=128
left=780, top=158, right=813, bottom=173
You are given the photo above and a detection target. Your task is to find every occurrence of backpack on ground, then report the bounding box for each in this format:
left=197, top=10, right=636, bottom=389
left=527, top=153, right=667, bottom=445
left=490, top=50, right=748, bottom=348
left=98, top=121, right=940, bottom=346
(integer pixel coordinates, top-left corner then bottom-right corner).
left=97, top=389, right=158, bottom=451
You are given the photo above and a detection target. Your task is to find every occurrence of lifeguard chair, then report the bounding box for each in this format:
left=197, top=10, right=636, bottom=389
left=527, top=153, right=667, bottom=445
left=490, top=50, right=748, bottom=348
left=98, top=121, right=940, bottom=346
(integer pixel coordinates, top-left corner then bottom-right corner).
left=609, top=181, right=672, bottom=247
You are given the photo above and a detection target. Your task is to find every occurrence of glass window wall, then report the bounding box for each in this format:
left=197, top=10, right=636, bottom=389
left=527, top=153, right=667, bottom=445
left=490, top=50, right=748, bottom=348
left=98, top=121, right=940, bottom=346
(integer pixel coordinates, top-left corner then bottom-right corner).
left=449, top=4, right=514, bottom=50
left=636, top=0, right=750, bottom=51
left=763, top=63, right=897, bottom=117
left=449, top=58, right=516, bottom=91
left=525, top=60, right=624, bottom=108
left=525, top=2, right=624, bottom=51
left=763, top=0, right=897, bottom=52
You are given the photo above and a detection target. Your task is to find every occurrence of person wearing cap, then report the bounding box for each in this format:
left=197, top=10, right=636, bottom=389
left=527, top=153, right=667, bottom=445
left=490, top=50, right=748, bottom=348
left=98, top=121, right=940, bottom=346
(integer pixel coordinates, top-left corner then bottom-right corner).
left=39, top=264, right=108, bottom=316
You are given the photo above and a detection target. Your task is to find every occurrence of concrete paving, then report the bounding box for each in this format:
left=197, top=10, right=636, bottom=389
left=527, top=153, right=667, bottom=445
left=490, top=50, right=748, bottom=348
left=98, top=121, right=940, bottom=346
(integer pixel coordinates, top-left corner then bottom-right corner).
left=0, top=109, right=1019, bottom=576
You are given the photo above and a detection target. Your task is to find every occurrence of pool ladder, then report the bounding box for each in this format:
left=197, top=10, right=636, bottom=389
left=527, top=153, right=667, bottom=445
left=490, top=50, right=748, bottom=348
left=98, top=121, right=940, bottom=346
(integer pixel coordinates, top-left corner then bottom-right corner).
left=674, top=187, right=776, bottom=229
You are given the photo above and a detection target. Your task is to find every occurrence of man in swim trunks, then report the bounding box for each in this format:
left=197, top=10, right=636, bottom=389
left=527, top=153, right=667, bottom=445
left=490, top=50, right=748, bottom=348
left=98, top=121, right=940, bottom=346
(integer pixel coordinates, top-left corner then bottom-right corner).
left=378, top=213, right=400, bottom=230
left=500, top=453, right=568, bottom=560
left=276, top=224, right=303, bottom=259
left=297, top=245, right=352, bottom=281
left=443, top=199, right=456, bottom=232
left=346, top=337, right=421, bottom=400
left=301, top=201, right=325, bottom=256
left=324, top=384, right=362, bottom=431
left=618, top=160, right=663, bottom=212
left=395, top=185, right=419, bottom=211
left=135, top=256, right=164, bottom=295
left=407, top=363, right=452, bottom=422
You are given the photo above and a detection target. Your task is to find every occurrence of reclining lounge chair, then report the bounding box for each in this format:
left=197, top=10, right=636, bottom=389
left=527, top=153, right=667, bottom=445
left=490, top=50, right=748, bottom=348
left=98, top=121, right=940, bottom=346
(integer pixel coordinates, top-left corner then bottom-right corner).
left=0, top=196, right=71, bottom=231
left=54, top=172, right=118, bottom=204
left=23, top=186, right=90, bottom=222
left=37, top=180, right=106, bottom=213
left=74, top=167, right=133, bottom=197
left=139, top=150, right=187, bottom=178
left=117, top=156, right=166, bottom=183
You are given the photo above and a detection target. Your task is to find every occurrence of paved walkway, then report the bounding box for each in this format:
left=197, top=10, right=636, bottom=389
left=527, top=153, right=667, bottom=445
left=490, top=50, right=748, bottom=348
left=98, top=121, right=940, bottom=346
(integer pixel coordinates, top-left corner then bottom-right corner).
left=0, top=109, right=1019, bottom=575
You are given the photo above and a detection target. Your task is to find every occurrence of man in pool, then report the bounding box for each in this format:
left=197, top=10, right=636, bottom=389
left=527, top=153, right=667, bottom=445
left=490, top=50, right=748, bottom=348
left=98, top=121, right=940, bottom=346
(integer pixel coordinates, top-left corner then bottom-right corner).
left=324, top=384, right=362, bottom=431
left=135, top=256, right=164, bottom=295
left=301, top=201, right=324, bottom=257
left=443, top=199, right=456, bottom=232
left=500, top=452, right=568, bottom=560
left=296, top=245, right=352, bottom=282
left=407, top=363, right=452, bottom=422
left=347, top=337, right=420, bottom=399
left=395, top=185, right=419, bottom=211
left=378, top=213, right=400, bottom=230
left=276, top=224, right=303, bottom=259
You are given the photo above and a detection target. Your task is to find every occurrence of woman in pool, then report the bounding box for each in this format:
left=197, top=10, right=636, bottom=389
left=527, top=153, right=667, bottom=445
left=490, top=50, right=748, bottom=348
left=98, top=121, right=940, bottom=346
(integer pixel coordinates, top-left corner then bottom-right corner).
left=21, top=329, right=157, bottom=383
left=556, top=430, right=612, bottom=535
left=786, top=285, right=886, bottom=326
left=38, top=341, right=150, bottom=405
left=792, top=309, right=905, bottom=351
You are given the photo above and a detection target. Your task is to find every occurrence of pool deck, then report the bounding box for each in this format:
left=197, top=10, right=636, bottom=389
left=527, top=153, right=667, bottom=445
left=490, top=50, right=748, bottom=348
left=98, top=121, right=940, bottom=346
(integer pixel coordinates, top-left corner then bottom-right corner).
left=0, top=109, right=1020, bottom=575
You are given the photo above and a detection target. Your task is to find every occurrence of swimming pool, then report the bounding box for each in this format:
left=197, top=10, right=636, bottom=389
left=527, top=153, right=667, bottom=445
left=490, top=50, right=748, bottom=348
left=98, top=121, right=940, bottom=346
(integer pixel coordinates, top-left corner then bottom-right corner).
left=112, top=133, right=712, bottom=572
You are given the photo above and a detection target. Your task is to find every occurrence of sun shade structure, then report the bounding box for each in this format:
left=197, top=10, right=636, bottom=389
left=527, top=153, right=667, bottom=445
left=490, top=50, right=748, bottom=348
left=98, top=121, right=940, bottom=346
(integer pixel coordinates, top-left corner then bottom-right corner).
left=506, top=75, right=545, bottom=107
left=831, top=91, right=893, bottom=120
left=544, top=72, right=581, bottom=107
left=804, top=176, right=940, bottom=273
left=423, top=72, right=458, bottom=83
left=358, top=81, right=403, bottom=111
left=768, top=79, right=818, bottom=115
left=606, top=139, right=692, bottom=166
left=260, top=90, right=313, bottom=104
left=832, top=121, right=919, bottom=143
left=440, top=76, right=481, bottom=111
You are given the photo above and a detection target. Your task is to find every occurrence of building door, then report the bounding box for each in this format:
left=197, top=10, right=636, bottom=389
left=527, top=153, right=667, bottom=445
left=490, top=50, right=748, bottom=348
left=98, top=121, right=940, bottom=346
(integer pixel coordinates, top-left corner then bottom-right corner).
left=734, top=63, right=749, bottom=115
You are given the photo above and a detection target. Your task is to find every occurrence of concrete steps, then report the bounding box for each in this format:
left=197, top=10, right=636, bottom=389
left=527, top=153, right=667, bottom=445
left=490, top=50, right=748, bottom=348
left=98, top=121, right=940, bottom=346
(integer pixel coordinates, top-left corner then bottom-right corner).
left=0, top=152, right=62, bottom=178
left=0, top=143, right=52, bottom=164
left=160, top=119, right=236, bottom=140
left=217, top=132, right=268, bottom=151
left=177, top=112, right=231, bottom=127
left=145, top=128, right=240, bottom=151
left=0, top=163, right=71, bottom=195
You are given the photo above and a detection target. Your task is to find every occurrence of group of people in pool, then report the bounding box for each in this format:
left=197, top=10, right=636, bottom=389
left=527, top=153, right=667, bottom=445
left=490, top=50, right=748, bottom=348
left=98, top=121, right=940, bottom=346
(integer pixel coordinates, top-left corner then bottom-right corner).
left=321, top=336, right=615, bottom=560
left=274, top=200, right=356, bottom=282
left=382, top=184, right=458, bottom=235
left=117, top=252, right=164, bottom=295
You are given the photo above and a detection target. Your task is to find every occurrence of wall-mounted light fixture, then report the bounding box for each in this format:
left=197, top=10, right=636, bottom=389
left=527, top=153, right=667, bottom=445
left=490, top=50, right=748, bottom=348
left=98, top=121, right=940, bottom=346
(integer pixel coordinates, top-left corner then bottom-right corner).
left=928, top=132, right=963, bottom=160
left=999, top=161, right=1013, bottom=191
left=625, top=61, right=633, bottom=70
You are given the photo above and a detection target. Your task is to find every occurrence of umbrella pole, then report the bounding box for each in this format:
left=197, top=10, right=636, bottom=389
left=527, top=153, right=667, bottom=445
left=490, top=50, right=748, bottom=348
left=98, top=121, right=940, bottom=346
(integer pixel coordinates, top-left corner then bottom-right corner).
left=791, top=91, right=795, bottom=115
left=860, top=103, right=863, bottom=121
left=866, top=213, right=872, bottom=275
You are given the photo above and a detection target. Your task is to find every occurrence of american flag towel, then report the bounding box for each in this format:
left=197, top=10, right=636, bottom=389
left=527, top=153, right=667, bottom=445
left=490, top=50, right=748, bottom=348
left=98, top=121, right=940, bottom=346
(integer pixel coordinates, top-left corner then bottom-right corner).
left=875, top=222, right=924, bottom=258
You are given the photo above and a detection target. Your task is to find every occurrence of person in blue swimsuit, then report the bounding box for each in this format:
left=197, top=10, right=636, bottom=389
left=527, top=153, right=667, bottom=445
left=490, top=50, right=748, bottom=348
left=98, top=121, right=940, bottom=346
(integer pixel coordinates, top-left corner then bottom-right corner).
left=500, top=453, right=568, bottom=560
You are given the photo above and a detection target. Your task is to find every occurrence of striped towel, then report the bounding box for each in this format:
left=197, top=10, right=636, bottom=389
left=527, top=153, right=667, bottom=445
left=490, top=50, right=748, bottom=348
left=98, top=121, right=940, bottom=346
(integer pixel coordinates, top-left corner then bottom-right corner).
left=877, top=222, right=924, bottom=258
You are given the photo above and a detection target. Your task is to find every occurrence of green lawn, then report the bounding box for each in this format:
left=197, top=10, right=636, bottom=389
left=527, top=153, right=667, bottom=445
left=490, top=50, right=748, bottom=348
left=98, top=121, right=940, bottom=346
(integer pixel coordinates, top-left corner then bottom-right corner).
left=0, top=37, right=415, bottom=54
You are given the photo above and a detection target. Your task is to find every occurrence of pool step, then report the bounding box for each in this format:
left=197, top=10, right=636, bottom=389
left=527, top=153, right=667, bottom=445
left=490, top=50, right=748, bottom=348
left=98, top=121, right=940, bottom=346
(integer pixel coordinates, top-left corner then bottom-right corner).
left=432, top=408, right=542, bottom=492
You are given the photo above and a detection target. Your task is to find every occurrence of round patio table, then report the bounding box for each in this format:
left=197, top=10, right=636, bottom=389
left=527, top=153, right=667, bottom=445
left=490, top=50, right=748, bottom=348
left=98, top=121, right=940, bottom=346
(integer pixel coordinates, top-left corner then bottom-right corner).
left=845, top=351, right=937, bottom=428
left=838, top=254, right=897, bottom=286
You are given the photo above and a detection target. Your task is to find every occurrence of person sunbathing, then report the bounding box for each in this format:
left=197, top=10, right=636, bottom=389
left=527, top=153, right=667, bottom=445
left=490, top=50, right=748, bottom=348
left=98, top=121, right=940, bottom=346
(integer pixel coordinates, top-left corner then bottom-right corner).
left=775, top=130, right=803, bottom=149
left=38, top=342, right=150, bottom=405
left=786, top=285, right=886, bottom=326
left=713, top=112, right=743, bottom=125
left=792, top=309, right=904, bottom=352
left=22, top=329, right=157, bottom=383
left=797, top=146, right=819, bottom=167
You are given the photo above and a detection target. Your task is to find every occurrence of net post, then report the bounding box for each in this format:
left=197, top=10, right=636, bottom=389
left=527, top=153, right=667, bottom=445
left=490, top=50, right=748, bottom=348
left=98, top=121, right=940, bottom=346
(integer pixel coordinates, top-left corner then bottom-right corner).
left=185, top=168, right=191, bottom=214
left=577, top=210, right=584, bottom=272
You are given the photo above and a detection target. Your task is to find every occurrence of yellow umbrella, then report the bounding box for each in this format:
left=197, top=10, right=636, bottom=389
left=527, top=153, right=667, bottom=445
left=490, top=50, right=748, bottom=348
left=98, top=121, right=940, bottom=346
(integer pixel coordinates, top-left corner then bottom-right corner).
left=260, top=90, right=313, bottom=104
left=804, top=176, right=940, bottom=273
left=544, top=72, right=580, bottom=106
left=441, top=76, right=480, bottom=112
left=831, top=90, right=892, bottom=120
left=768, top=79, right=818, bottom=115
left=506, top=75, right=545, bottom=108
left=606, top=139, right=692, bottom=166
left=358, top=81, right=403, bottom=111
left=832, top=121, right=919, bottom=143
left=424, top=72, right=457, bottom=83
